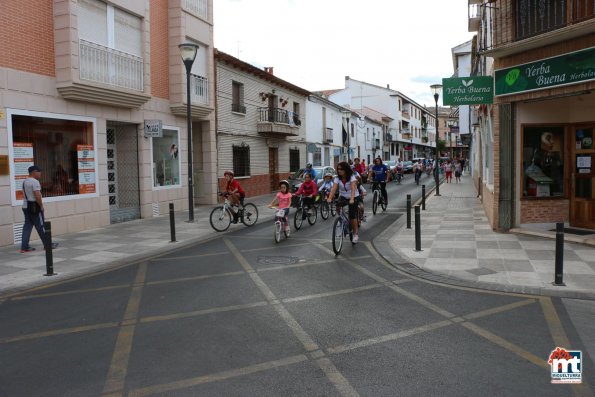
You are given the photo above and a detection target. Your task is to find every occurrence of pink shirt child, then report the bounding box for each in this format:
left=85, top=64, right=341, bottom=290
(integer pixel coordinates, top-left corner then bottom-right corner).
left=276, top=192, right=293, bottom=209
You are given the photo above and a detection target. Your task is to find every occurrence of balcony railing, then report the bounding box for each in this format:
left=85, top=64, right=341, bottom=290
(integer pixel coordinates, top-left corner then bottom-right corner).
left=258, top=108, right=301, bottom=126
left=323, top=127, right=333, bottom=143
left=79, top=39, right=143, bottom=91
left=184, top=0, right=208, bottom=20
left=478, top=0, right=595, bottom=52
left=190, top=74, right=209, bottom=105
left=232, top=103, right=246, bottom=114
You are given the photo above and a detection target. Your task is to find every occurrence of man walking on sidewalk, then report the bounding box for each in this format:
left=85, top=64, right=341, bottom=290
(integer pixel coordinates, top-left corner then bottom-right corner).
left=20, top=165, right=58, bottom=253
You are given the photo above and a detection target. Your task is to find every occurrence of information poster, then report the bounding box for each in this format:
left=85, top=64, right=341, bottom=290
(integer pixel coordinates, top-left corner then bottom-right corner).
left=77, top=145, right=96, bottom=194
left=13, top=142, right=34, bottom=200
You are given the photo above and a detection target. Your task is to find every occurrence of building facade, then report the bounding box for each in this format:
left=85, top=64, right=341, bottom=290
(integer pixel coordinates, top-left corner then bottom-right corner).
left=305, top=95, right=349, bottom=168
left=0, top=0, right=216, bottom=247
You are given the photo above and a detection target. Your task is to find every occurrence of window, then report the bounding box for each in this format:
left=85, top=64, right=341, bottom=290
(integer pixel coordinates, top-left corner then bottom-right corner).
left=152, top=128, right=181, bottom=188
left=313, top=148, right=322, bottom=166
left=292, top=102, right=301, bottom=125
left=351, top=123, right=355, bottom=138
left=522, top=126, right=564, bottom=198
left=231, top=81, right=245, bottom=113
left=10, top=111, right=96, bottom=204
left=289, top=149, right=300, bottom=172
left=233, top=144, right=250, bottom=177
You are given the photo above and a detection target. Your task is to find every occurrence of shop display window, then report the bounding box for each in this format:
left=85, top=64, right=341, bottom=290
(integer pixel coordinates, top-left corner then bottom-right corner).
left=522, top=126, right=564, bottom=198
left=152, top=128, right=180, bottom=188
left=10, top=112, right=96, bottom=202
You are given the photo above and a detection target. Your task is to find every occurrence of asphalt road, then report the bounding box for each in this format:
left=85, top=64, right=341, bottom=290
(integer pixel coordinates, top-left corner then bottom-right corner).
left=0, top=174, right=593, bottom=397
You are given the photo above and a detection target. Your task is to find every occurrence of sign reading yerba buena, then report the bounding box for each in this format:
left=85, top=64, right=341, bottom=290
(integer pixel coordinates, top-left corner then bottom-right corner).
left=442, top=77, right=493, bottom=105
left=495, top=46, right=595, bottom=96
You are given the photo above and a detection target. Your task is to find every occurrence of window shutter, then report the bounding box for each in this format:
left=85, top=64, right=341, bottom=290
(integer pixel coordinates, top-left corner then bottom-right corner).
left=78, top=0, right=108, bottom=46
left=114, top=7, right=142, bottom=56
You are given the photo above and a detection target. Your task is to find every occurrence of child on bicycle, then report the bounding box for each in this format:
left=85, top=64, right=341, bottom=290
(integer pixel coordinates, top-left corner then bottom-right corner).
left=268, top=180, right=292, bottom=233
left=319, top=173, right=334, bottom=200
left=224, top=170, right=245, bottom=223
left=294, top=173, right=318, bottom=219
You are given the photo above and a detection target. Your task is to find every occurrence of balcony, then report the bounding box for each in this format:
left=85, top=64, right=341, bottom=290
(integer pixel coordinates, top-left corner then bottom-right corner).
left=257, top=108, right=300, bottom=137
left=479, top=0, right=595, bottom=56
left=184, top=0, right=208, bottom=20
left=401, top=132, right=412, bottom=140
left=323, top=127, right=333, bottom=143
left=232, top=103, right=246, bottom=114
left=57, top=39, right=150, bottom=108
left=374, top=139, right=381, bottom=150
left=170, top=73, right=213, bottom=119
left=190, top=74, right=209, bottom=105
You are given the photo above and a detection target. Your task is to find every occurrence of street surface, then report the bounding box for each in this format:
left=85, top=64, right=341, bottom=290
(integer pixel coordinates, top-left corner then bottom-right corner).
left=0, top=173, right=593, bottom=396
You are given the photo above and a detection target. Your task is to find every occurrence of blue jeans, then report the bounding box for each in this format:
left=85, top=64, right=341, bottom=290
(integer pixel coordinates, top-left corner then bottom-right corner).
left=21, top=209, right=48, bottom=250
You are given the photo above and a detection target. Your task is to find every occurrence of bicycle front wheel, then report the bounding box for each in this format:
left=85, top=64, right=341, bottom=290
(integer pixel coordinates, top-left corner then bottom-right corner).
left=242, top=203, right=258, bottom=226
left=210, top=206, right=232, bottom=232
left=320, top=202, right=329, bottom=220
left=332, top=217, right=344, bottom=255
left=294, top=208, right=304, bottom=230
left=330, top=204, right=337, bottom=217
left=372, top=191, right=378, bottom=215
left=381, top=196, right=387, bottom=211
left=307, top=207, right=317, bottom=225
left=274, top=221, right=282, bottom=243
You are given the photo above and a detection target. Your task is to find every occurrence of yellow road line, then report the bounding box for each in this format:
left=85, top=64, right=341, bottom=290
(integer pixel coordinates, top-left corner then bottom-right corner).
left=102, top=262, right=147, bottom=396
left=12, top=284, right=132, bottom=301
left=258, top=255, right=372, bottom=272
left=139, top=301, right=269, bottom=324
left=145, top=271, right=245, bottom=286
left=282, top=284, right=384, bottom=303
left=127, top=354, right=308, bottom=397
left=149, top=251, right=230, bottom=261
left=463, top=299, right=536, bottom=320
left=241, top=242, right=312, bottom=252
left=0, top=322, right=119, bottom=344
left=316, top=357, right=360, bottom=397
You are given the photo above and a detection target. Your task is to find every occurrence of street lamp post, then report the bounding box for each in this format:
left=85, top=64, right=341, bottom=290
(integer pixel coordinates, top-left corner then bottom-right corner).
left=430, top=84, right=442, bottom=196
left=179, top=42, right=200, bottom=222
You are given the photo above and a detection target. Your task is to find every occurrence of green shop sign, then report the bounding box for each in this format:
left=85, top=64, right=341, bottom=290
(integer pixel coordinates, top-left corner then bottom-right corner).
left=495, top=46, right=595, bottom=96
left=442, top=76, right=493, bottom=105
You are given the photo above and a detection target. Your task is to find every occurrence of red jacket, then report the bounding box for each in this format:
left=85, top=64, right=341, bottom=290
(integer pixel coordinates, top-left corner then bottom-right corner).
left=226, top=179, right=244, bottom=194
left=296, top=180, right=317, bottom=197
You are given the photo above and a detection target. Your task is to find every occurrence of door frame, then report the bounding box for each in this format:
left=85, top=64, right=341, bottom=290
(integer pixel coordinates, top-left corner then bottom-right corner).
left=569, top=124, right=595, bottom=229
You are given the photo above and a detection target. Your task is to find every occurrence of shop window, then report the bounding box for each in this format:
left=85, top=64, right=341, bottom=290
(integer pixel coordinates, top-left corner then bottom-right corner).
left=233, top=144, right=250, bottom=177
left=231, top=81, right=245, bottom=114
left=152, top=128, right=181, bottom=188
left=522, top=126, right=564, bottom=198
left=10, top=111, right=96, bottom=203
left=289, top=148, right=300, bottom=172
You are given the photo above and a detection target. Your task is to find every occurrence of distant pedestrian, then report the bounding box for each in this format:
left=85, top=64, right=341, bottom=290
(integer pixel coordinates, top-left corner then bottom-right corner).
left=20, top=165, right=58, bottom=253
left=460, top=157, right=466, bottom=174
left=454, top=160, right=462, bottom=183
left=445, top=160, right=453, bottom=183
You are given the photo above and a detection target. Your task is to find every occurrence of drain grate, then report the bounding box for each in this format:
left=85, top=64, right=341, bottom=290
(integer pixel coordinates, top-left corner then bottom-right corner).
left=257, top=256, right=301, bottom=265
left=548, top=228, right=595, bottom=236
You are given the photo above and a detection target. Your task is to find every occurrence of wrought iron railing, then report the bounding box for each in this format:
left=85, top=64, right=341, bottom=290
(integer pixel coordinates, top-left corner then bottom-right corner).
left=258, top=108, right=301, bottom=126
left=184, top=0, right=208, bottom=19
left=478, top=0, right=595, bottom=52
left=232, top=103, right=246, bottom=113
left=323, top=127, right=333, bottom=142
left=190, top=74, right=209, bottom=105
left=79, top=39, right=144, bottom=91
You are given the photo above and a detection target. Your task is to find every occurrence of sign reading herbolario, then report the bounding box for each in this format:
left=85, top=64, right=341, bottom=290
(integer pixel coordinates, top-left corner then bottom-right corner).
left=442, top=76, right=493, bottom=105
left=495, top=46, right=595, bottom=96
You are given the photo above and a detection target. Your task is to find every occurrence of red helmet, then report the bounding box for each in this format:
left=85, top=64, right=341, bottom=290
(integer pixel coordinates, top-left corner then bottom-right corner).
left=224, top=170, right=234, bottom=177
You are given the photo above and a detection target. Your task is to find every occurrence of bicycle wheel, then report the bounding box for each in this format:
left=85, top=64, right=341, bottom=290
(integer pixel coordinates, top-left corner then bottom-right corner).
left=372, top=191, right=378, bottom=215
left=283, top=220, right=289, bottom=238
left=241, top=203, right=258, bottom=226
left=294, top=208, right=304, bottom=230
left=332, top=217, right=344, bottom=255
left=307, top=207, right=317, bottom=225
left=274, top=221, right=282, bottom=243
left=209, top=206, right=232, bottom=232
left=381, top=195, right=387, bottom=211
left=330, top=204, right=337, bottom=217
left=320, top=201, right=329, bottom=220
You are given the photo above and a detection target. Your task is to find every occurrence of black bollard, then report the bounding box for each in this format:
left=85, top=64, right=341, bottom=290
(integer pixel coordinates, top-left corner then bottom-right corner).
left=169, top=203, right=177, bottom=243
left=414, top=205, right=422, bottom=251
left=406, top=194, right=411, bottom=229
left=422, top=185, right=426, bottom=210
left=553, top=222, right=565, bottom=286
left=44, top=221, right=56, bottom=276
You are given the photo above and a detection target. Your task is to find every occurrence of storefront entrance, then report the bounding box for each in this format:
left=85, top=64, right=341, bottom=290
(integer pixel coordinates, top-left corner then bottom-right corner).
left=570, top=126, right=595, bottom=229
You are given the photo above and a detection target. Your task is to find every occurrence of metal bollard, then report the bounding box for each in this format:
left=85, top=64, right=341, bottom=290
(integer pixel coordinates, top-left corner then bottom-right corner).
left=44, top=221, right=56, bottom=276
left=421, top=185, right=426, bottom=210
left=553, top=222, right=565, bottom=286
left=169, top=203, right=177, bottom=243
left=406, top=194, right=412, bottom=229
left=414, top=205, right=422, bottom=251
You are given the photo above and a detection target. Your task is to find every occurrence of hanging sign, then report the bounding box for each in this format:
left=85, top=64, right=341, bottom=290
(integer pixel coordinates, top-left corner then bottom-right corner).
left=495, top=46, right=595, bottom=96
left=442, top=76, right=493, bottom=105
left=77, top=145, right=96, bottom=194
left=13, top=142, right=34, bottom=200
left=144, top=119, right=163, bottom=138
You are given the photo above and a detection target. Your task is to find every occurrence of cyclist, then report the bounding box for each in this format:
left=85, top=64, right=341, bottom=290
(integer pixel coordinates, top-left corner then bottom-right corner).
left=395, top=158, right=404, bottom=183
left=351, top=166, right=367, bottom=222
left=224, top=170, right=245, bottom=222
left=295, top=172, right=318, bottom=219
left=369, top=156, right=389, bottom=205
left=319, top=172, right=334, bottom=200
left=327, top=161, right=360, bottom=243
left=303, top=163, right=317, bottom=184
left=269, top=180, right=293, bottom=234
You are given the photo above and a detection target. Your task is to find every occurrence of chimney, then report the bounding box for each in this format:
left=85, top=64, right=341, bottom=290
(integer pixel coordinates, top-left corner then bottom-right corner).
left=264, top=67, right=274, bottom=75
left=387, top=84, right=390, bottom=89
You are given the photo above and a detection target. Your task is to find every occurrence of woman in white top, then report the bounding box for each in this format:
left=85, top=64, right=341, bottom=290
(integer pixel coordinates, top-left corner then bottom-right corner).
left=327, top=161, right=361, bottom=243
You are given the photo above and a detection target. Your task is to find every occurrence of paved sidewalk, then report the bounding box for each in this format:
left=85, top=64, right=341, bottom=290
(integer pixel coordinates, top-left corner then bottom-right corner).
left=374, top=176, right=595, bottom=300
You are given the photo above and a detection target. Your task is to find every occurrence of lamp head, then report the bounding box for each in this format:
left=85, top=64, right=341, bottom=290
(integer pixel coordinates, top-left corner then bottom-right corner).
left=179, top=42, right=200, bottom=71
left=430, top=84, right=442, bottom=103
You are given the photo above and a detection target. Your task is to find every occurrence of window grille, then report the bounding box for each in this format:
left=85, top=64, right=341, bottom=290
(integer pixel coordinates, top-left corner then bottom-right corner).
left=289, top=149, right=300, bottom=172
left=233, top=144, right=250, bottom=177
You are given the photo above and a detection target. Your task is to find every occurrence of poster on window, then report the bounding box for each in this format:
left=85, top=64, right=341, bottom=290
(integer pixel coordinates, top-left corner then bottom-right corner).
left=13, top=142, right=34, bottom=200
left=77, top=145, right=96, bottom=194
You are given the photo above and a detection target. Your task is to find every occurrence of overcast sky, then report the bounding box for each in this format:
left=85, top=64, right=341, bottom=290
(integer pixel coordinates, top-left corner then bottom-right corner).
left=213, top=0, right=475, bottom=108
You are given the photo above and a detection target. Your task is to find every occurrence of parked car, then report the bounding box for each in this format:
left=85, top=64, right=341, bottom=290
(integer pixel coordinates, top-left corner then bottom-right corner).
left=402, top=161, right=413, bottom=173
left=384, top=160, right=397, bottom=173
left=288, top=166, right=336, bottom=193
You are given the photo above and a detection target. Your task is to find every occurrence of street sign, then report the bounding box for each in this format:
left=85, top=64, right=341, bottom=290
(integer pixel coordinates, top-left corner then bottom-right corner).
left=144, top=119, right=163, bottom=138
left=443, top=76, right=493, bottom=105
left=307, top=143, right=318, bottom=153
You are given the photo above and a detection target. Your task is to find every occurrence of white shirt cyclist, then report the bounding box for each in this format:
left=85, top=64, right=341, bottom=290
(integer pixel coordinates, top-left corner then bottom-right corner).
left=334, top=175, right=360, bottom=199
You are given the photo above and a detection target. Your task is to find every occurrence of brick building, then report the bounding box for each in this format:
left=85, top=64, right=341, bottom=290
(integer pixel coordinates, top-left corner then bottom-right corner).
left=0, top=0, right=216, bottom=247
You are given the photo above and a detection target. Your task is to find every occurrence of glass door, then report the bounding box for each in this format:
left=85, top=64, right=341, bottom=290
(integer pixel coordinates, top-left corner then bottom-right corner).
left=570, top=127, right=595, bottom=229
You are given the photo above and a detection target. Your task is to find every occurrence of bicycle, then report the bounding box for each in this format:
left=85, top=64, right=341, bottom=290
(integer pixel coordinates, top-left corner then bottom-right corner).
left=209, top=193, right=259, bottom=232
left=370, top=181, right=387, bottom=215
left=271, top=207, right=290, bottom=243
left=394, top=168, right=403, bottom=184
left=317, top=191, right=333, bottom=220
left=331, top=198, right=356, bottom=255
left=293, top=195, right=317, bottom=230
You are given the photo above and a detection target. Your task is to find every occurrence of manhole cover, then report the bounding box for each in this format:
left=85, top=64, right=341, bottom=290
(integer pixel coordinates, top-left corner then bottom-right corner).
left=257, top=256, right=301, bottom=265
